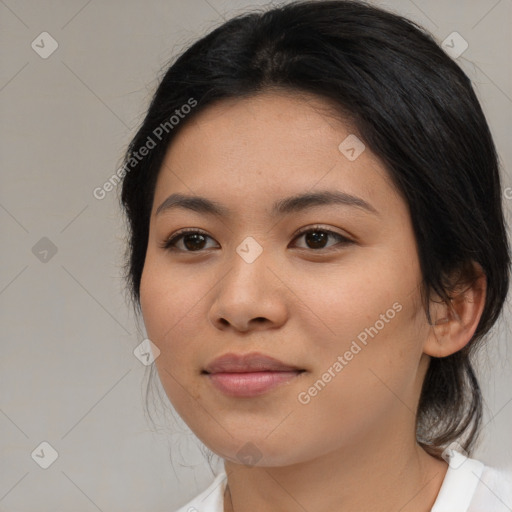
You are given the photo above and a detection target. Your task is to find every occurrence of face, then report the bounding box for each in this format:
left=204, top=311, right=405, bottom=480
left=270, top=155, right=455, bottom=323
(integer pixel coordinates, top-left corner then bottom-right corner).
left=139, top=91, right=432, bottom=467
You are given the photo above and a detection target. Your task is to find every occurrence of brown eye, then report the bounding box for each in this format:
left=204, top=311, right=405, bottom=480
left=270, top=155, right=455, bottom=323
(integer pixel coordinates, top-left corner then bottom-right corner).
left=304, top=230, right=329, bottom=249
left=293, top=227, right=352, bottom=250
left=162, top=230, right=219, bottom=252
left=182, top=233, right=207, bottom=251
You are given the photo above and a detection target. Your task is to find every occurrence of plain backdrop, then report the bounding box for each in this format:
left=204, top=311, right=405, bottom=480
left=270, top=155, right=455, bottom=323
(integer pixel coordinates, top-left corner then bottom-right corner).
left=1, top=0, right=511, bottom=510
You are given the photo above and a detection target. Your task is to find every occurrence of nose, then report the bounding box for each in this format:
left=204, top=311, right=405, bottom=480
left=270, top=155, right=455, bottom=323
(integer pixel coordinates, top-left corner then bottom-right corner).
left=208, top=246, right=288, bottom=333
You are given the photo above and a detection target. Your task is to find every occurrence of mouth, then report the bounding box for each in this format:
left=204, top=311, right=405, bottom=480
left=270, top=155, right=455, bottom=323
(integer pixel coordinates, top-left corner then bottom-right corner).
left=202, top=352, right=306, bottom=397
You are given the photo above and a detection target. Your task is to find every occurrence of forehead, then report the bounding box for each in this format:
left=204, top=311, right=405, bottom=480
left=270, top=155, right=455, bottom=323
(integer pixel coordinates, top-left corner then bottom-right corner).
left=152, top=90, right=400, bottom=217
left=173, top=90, right=354, bottom=154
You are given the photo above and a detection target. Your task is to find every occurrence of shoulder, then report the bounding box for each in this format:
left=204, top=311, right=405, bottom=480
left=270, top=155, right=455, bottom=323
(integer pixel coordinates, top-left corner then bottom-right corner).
left=173, top=471, right=227, bottom=512
left=432, top=450, right=512, bottom=512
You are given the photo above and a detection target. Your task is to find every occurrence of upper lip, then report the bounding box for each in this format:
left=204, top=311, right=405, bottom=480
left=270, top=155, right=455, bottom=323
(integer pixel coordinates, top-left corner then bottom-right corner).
left=203, top=352, right=304, bottom=374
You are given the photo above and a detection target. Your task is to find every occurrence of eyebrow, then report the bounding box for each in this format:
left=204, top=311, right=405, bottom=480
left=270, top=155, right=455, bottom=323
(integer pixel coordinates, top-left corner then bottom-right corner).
left=155, top=190, right=378, bottom=218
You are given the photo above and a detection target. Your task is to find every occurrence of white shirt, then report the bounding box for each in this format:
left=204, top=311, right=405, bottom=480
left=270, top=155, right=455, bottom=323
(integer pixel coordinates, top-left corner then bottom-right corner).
left=174, top=451, right=512, bottom=512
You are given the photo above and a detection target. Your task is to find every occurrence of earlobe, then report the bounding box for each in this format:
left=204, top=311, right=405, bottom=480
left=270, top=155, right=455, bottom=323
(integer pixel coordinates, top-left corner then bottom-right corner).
left=423, top=265, right=486, bottom=358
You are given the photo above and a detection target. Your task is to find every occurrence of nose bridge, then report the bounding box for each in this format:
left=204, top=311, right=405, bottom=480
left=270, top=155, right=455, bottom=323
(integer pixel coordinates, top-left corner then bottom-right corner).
left=225, top=234, right=269, bottom=294
left=235, top=234, right=266, bottom=266
left=209, top=234, right=287, bottom=330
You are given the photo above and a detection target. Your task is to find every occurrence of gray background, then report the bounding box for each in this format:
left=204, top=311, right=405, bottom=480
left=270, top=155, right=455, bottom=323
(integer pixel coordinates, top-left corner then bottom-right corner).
left=1, top=0, right=511, bottom=510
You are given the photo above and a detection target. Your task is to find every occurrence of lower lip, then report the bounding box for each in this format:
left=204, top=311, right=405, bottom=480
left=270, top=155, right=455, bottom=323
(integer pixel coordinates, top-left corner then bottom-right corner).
left=205, top=371, right=303, bottom=397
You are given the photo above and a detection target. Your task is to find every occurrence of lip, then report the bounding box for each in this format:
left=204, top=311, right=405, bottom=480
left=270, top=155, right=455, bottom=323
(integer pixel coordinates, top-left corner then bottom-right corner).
left=202, top=352, right=305, bottom=398
left=203, top=352, right=303, bottom=373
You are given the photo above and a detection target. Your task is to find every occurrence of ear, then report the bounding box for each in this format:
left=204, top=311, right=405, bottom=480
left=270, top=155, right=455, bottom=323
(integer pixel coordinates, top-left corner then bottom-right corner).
left=423, top=262, right=487, bottom=358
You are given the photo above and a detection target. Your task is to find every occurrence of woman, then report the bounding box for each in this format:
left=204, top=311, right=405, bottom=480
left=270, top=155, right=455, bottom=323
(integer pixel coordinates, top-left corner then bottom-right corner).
left=119, top=1, right=512, bottom=510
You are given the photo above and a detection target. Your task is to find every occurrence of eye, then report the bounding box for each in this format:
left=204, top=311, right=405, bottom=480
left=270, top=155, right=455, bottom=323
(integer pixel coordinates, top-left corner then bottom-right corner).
left=291, top=226, right=353, bottom=251
left=161, top=229, right=219, bottom=252
left=161, top=225, right=353, bottom=253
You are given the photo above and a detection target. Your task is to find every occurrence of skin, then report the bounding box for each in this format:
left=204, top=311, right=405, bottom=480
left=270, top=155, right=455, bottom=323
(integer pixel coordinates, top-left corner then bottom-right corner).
left=139, top=90, right=486, bottom=512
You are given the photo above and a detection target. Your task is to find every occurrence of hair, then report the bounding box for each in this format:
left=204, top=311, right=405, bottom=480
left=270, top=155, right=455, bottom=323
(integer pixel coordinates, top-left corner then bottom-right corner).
left=119, top=0, right=510, bottom=458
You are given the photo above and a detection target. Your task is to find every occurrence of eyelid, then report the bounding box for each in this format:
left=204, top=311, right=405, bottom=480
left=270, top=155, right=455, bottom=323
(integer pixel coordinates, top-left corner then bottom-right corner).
left=291, top=224, right=352, bottom=242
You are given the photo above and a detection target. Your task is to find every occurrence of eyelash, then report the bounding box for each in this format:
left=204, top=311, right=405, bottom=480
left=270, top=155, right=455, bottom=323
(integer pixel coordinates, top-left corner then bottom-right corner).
left=160, top=225, right=353, bottom=253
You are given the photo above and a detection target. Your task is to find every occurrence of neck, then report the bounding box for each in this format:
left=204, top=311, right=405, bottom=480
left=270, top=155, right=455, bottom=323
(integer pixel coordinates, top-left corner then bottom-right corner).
left=223, top=428, right=448, bottom=512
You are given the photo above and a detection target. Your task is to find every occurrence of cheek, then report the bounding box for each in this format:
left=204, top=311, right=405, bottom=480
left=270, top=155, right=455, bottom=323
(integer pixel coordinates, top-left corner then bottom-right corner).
left=139, top=257, right=208, bottom=412
left=287, top=255, right=409, bottom=348
left=291, top=252, right=425, bottom=391
left=139, top=256, right=201, bottom=365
